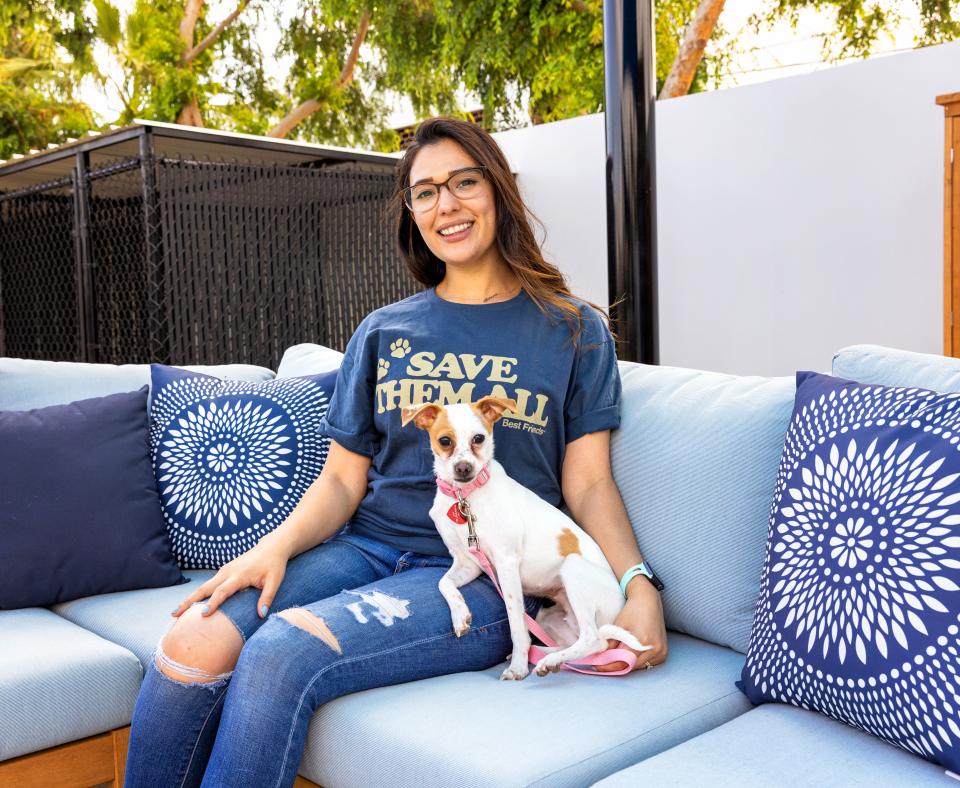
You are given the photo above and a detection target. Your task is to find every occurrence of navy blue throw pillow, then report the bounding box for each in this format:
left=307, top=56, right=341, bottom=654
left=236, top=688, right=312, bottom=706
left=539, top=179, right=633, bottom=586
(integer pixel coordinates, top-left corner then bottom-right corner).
left=741, top=371, right=960, bottom=771
left=0, top=387, right=183, bottom=609
left=149, top=365, right=337, bottom=569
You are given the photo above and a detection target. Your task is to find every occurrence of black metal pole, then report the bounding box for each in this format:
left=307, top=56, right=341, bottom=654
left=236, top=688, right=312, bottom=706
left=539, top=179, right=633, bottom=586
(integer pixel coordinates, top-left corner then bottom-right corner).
left=604, top=0, right=658, bottom=364
left=0, top=208, right=5, bottom=357
left=140, top=127, right=168, bottom=363
left=73, top=150, right=98, bottom=362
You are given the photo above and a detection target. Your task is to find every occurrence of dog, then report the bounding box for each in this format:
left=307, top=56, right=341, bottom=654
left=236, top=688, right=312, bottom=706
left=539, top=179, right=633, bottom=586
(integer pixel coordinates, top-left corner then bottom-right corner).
left=401, top=396, right=647, bottom=680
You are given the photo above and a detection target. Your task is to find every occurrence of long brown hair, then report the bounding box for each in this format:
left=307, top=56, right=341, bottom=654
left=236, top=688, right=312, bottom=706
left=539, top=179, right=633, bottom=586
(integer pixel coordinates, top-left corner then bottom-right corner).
left=390, top=117, right=608, bottom=340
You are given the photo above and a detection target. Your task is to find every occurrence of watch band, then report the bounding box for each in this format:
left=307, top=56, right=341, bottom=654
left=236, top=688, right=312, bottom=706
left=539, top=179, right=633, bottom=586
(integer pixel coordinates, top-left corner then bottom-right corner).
left=619, top=561, right=665, bottom=595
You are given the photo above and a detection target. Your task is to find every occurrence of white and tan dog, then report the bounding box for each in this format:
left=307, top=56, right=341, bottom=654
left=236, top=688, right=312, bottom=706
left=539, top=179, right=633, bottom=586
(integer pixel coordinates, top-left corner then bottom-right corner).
left=402, top=396, right=647, bottom=680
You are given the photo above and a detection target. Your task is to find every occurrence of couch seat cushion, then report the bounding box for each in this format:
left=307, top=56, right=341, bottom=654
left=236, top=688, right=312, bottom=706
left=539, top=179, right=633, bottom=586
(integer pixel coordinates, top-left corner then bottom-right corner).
left=0, top=609, right=142, bottom=761
left=53, top=570, right=215, bottom=670
left=595, top=705, right=951, bottom=786
left=297, top=632, right=751, bottom=788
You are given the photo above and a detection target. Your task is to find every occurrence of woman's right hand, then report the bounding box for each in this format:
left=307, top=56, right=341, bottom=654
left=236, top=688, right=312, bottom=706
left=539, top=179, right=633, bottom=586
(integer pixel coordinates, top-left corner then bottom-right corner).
left=171, top=536, right=290, bottom=620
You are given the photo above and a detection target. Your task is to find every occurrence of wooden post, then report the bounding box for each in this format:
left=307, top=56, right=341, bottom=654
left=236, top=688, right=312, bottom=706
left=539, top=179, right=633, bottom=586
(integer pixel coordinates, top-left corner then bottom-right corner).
left=937, top=92, right=960, bottom=357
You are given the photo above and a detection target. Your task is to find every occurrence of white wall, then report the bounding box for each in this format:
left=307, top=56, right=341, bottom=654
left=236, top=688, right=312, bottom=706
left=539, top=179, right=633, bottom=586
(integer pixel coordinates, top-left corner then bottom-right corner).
left=494, top=41, right=960, bottom=377
left=492, top=114, right=609, bottom=308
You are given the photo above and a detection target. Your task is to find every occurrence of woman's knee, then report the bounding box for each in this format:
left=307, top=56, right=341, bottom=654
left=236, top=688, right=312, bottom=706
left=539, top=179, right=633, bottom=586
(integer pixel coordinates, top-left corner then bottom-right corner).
left=156, top=605, right=244, bottom=684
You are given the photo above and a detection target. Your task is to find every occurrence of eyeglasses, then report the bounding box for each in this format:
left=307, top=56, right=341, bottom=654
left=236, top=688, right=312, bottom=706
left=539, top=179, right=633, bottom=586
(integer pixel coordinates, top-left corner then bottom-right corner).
left=402, top=166, right=487, bottom=213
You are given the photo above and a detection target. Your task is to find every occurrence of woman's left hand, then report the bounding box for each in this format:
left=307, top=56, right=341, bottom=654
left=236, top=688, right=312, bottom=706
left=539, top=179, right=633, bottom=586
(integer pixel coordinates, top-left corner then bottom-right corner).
left=596, top=578, right=668, bottom=673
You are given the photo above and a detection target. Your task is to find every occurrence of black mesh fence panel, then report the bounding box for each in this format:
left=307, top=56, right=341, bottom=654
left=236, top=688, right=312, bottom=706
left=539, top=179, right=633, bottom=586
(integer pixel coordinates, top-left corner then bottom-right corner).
left=0, top=182, right=79, bottom=361
left=89, top=160, right=148, bottom=364
left=0, top=149, right=411, bottom=368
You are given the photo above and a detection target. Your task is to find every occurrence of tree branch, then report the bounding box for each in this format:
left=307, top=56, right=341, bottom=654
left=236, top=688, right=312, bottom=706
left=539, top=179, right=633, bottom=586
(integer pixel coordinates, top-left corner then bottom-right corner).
left=336, top=8, right=370, bottom=89
left=183, top=0, right=249, bottom=65
left=180, top=0, right=204, bottom=56
left=267, top=9, right=371, bottom=138
left=659, top=0, right=726, bottom=100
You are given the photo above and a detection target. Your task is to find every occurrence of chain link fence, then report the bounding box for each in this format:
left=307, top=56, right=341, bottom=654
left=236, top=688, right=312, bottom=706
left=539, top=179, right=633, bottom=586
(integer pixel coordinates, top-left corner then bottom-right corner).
left=0, top=148, right=412, bottom=368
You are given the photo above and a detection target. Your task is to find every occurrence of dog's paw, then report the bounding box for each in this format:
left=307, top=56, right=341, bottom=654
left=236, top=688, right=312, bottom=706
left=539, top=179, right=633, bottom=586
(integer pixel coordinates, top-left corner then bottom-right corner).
left=500, top=662, right=529, bottom=681
left=451, top=608, right=472, bottom=637
left=390, top=338, right=411, bottom=358
left=377, top=358, right=390, bottom=380
left=534, top=655, right=563, bottom=677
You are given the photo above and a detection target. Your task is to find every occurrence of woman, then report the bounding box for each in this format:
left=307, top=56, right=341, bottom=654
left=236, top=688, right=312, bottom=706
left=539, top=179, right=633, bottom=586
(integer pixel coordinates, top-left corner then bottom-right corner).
left=125, top=117, right=668, bottom=788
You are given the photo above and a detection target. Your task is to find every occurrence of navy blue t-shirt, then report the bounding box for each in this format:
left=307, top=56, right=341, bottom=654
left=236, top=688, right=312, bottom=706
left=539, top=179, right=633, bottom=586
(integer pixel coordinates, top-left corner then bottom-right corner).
left=318, top=287, right=621, bottom=555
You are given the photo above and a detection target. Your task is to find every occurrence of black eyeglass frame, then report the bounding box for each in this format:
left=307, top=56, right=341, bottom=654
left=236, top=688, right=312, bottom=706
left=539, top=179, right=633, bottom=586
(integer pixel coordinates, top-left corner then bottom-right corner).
left=401, top=166, right=488, bottom=212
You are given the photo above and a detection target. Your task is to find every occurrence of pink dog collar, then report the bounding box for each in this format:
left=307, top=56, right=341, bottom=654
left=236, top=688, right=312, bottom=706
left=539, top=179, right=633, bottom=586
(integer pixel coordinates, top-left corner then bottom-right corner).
left=435, top=464, right=491, bottom=501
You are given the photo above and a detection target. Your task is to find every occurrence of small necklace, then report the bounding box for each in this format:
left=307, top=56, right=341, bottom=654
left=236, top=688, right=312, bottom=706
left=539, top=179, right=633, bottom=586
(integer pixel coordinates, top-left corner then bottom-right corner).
left=438, top=284, right=522, bottom=304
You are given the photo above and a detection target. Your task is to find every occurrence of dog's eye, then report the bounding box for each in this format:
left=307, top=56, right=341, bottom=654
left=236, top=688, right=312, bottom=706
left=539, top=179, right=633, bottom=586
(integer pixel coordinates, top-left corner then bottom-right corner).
left=438, top=436, right=453, bottom=448
left=472, top=434, right=485, bottom=445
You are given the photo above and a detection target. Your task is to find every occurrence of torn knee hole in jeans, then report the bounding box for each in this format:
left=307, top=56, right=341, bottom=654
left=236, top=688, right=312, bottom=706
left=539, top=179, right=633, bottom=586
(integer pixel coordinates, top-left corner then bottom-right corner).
left=278, top=609, right=343, bottom=654
left=154, top=639, right=232, bottom=690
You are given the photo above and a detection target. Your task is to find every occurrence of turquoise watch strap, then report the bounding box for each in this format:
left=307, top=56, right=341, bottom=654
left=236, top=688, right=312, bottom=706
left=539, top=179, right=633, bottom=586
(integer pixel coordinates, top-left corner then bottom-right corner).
left=619, top=563, right=652, bottom=596
left=619, top=561, right=664, bottom=595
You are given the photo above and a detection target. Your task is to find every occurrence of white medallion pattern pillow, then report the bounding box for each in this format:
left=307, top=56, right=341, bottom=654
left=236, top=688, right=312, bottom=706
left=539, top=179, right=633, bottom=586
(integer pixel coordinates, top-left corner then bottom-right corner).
left=149, top=364, right=337, bottom=568
left=741, top=371, right=960, bottom=772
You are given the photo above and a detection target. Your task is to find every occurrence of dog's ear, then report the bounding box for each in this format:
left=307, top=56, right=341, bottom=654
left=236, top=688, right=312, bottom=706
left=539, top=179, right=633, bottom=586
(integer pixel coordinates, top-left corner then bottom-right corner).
left=473, top=396, right=517, bottom=426
left=401, top=402, right=442, bottom=429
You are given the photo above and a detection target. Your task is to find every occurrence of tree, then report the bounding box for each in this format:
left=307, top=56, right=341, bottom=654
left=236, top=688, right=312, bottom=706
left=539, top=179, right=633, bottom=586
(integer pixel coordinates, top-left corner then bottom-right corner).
left=0, top=1, right=98, bottom=159
left=5, top=0, right=960, bottom=157
left=661, top=0, right=960, bottom=99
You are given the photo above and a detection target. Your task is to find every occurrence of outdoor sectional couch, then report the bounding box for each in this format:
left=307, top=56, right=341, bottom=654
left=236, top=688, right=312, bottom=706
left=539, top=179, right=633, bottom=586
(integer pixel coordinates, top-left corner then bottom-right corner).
left=1, top=341, right=957, bottom=786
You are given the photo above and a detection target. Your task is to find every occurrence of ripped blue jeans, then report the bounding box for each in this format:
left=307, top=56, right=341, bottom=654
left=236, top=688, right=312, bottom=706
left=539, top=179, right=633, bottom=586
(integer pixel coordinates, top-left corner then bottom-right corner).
left=124, top=529, right=541, bottom=788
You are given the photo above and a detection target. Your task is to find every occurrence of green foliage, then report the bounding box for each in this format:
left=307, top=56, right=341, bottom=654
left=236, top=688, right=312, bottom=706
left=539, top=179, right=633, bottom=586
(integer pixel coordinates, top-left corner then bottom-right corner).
left=3, top=0, right=960, bottom=158
left=0, top=0, right=97, bottom=159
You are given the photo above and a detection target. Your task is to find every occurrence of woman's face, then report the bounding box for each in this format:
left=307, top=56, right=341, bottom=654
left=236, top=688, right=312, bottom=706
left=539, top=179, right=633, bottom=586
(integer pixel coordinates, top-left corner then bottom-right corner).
left=407, top=139, right=500, bottom=271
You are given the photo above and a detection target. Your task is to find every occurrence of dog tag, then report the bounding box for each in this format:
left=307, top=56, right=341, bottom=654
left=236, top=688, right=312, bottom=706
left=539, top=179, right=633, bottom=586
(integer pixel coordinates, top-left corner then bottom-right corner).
left=447, top=502, right=467, bottom=524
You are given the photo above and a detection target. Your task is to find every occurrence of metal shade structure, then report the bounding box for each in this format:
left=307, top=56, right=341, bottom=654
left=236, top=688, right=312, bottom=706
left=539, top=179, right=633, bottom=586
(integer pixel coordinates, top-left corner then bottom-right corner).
left=0, top=121, right=409, bottom=368
left=604, top=0, right=659, bottom=364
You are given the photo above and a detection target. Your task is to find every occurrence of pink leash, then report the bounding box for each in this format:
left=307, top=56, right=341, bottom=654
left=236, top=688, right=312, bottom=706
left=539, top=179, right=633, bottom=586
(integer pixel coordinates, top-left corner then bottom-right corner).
left=437, top=469, right=638, bottom=677
left=467, top=546, right=637, bottom=676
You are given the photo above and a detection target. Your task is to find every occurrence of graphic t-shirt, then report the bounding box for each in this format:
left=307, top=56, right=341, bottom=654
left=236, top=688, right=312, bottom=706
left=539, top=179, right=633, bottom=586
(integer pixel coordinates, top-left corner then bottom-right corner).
left=318, top=287, right=621, bottom=556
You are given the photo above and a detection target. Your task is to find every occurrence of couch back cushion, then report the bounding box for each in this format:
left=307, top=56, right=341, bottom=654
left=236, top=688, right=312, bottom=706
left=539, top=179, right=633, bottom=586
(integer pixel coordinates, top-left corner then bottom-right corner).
left=833, top=344, right=960, bottom=393
left=276, top=343, right=344, bottom=378
left=611, top=362, right=795, bottom=653
left=0, top=358, right=275, bottom=411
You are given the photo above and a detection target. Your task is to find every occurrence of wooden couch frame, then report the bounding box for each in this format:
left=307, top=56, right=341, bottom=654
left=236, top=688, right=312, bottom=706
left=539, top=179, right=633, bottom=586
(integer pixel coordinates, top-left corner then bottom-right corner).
left=0, top=727, right=320, bottom=787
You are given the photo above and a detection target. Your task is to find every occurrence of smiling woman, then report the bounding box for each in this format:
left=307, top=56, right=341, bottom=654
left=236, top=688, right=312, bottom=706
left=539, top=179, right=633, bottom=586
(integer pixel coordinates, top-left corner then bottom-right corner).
left=124, top=116, right=667, bottom=788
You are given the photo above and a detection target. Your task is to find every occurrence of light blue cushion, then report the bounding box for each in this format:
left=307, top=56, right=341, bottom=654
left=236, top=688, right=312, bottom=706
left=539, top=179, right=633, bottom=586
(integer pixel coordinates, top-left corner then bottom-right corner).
left=0, top=357, right=275, bottom=411
left=611, top=362, right=795, bottom=653
left=595, top=705, right=950, bottom=786
left=0, top=608, right=142, bottom=761
left=833, top=344, right=960, bottom=393
left=53, top=570, right=215, bottom=670
left=277, top=343, right=344, bottom=378
left=298, top=633, right=751, bottom=787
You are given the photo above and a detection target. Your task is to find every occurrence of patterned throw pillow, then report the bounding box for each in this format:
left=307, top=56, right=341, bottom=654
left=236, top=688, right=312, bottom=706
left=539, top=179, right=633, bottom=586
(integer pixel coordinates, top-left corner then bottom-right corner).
left=741, top=371, right=960, bottom=772
left=149, top=364, right=338, bottom=569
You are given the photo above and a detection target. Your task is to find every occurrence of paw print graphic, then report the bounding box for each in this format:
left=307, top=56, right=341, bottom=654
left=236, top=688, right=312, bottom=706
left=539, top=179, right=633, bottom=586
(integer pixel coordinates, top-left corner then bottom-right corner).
left=377, top=358, right=390, bottom=380
left=390, top=338, right=411, bottom=358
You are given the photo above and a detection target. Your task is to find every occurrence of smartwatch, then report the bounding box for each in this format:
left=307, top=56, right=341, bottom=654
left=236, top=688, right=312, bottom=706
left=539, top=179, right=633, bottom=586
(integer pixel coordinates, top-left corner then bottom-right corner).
left=619, top=561, right=665, bottom=595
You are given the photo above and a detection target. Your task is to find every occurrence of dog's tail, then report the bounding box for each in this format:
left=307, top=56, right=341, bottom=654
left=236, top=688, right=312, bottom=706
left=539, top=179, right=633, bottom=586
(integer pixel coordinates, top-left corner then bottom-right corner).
left=597, top=625, right=647, bottom=653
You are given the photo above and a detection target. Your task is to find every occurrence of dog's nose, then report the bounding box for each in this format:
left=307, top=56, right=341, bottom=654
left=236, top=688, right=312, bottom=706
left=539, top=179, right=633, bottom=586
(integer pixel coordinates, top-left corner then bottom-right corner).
left=454, top=461, right=474, bottom=479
